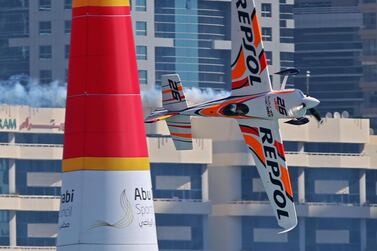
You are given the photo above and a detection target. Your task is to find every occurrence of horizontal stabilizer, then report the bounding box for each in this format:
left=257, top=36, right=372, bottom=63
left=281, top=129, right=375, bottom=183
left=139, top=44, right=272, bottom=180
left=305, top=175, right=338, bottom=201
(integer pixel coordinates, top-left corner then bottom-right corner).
left=166, top=115, right=193, bottom=150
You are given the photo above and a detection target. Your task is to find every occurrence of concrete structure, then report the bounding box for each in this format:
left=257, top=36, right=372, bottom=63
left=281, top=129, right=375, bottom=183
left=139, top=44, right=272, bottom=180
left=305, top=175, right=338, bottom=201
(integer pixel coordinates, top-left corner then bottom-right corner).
left=0, top=0, right=294, bottom=91
left=0, top=104, right=377, bottom=251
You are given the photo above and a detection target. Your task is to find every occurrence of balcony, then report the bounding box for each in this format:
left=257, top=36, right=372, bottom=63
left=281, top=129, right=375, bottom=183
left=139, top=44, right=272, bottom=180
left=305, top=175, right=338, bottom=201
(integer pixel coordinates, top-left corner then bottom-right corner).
left=213, top=201, right=377, bottom=219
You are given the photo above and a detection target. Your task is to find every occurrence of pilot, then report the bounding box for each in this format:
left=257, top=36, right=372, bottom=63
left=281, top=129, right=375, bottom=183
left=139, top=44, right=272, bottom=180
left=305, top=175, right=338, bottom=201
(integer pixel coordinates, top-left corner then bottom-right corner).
left=229, top=104, right=246, bottom=116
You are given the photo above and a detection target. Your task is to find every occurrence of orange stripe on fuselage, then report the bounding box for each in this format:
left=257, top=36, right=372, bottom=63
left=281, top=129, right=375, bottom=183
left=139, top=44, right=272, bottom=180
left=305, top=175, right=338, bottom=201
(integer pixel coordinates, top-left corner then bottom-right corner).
left=272, top=89, right=295, bottom=94
left=243, top=135, right=266, bottom=165
left=252, top=14, right=262, bottom=47
left=171, top=133, right=192, bottom=139
left=73, top=0, right=130, bottom=7
left=280, top=166, right=293, bottom=198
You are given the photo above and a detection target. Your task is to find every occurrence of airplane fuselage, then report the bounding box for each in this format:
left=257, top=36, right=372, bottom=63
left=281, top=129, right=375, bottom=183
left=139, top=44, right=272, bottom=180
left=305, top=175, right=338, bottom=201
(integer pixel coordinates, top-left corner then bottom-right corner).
left=178, top=89, right=317, bottom=121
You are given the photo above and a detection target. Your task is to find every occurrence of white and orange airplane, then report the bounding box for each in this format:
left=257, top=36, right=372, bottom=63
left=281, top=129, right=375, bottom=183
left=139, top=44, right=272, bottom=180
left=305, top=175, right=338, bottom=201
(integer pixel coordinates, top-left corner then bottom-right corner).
left=145, top=0, right=321, bottom=232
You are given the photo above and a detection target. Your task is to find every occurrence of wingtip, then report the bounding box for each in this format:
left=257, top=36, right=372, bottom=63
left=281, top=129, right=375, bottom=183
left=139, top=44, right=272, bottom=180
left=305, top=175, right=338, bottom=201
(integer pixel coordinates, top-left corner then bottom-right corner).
left=278, top=222, right=298, bottom=234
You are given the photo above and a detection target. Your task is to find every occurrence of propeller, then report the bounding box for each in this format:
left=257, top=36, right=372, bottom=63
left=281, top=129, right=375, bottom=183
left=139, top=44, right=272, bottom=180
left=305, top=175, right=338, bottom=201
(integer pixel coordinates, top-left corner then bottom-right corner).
left=275, top=68, right=323, bottom=125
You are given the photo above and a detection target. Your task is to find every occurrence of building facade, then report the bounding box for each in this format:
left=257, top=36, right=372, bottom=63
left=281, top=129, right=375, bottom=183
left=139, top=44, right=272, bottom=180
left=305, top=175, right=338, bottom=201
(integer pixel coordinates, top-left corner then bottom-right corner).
left=359, top=0, right=377, bottom=131
left=0, top=0, right=294, bottom=91
left=134, top=0, right=295, bottom=90
left=294, top=0, right=377, bottom=131
left=294, top=0, right=364, bottom=117
left=0, top=105, right=376, bottom=251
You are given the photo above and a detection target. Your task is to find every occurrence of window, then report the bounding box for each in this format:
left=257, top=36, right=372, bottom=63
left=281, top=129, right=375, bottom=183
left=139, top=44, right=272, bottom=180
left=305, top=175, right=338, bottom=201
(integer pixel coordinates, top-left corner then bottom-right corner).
left=364, top=65, right=377, bottom=82
left=136, top=21, right=147, bottom=36
left=65, top=45, right=70, bottom=59
left=139, top=70, right=148, bottom=84
left=363, top=39, right=377, bottom=55
left=39, top=21, right=51, bottom=35
left=39, top=0, right=51, bottom=11
left=64, top=0, right=71, bottom=9
left=40, top=70, right=52, bottom=84
left=39, top=45, right=52, bottom=59
left=136, top=46, right=147, bottom=60
left=64, top=20, right=71, bottom=34
left=363, top=13, right=377, bottom=29
left=265, top=51, right=272, bottom=65
left=262, top=27, right=272, bottom=41
left=261, top=3, right=272, bottom=17
left=135, top=0, right=147, bottom=11
left=0, top=211, right=9, bottom=245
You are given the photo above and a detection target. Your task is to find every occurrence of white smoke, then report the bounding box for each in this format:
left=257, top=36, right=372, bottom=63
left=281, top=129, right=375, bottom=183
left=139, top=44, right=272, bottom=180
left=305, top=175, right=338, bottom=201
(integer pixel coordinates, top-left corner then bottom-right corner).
left=0, top=75, right=67, bottom=108
left=141, top=87, right=230, bottom=108
left=0, top=75, right=230, bottom=108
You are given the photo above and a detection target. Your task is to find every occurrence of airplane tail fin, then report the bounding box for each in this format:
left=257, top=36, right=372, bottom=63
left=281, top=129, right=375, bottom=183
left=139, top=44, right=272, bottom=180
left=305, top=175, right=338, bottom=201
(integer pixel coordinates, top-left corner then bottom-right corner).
left=162, top=74, right=188, bottom=111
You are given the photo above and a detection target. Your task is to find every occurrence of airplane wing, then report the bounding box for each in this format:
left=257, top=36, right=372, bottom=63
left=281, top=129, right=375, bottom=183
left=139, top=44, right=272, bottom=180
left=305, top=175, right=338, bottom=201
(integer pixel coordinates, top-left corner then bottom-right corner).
left=231, top=0, right=272, bottom=96
left=237, top=118, right=297, bottom=232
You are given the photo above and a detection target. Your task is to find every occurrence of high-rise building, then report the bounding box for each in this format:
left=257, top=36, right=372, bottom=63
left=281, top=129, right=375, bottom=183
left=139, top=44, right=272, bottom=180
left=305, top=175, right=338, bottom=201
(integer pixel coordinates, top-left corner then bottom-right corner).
left=294, top=0, right=364, bottom=117
left=0, top=0, right=294, bottom=91
left=0, top=0, right=71, bottom=83
left=0, top=0, right=29, bottom=78
left=134, top=0, right=295, bottom=90
left=359, top=0, right=377, bottom=131
left=0, top=104, right=377, bottom=251
left=294, top=0, right=377, bottom=132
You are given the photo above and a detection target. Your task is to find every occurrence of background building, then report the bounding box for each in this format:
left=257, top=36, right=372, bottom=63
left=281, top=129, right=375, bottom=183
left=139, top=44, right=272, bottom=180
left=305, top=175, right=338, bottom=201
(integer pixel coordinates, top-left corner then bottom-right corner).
left=294, top=0, right=377, bottom=131
left=0, top=0, right=294, bottom=90
left=0, top=105, right=376, bottom=251
left=0, top=0, right=71, bottom=83
left=359, top=0, right=377, bottom=131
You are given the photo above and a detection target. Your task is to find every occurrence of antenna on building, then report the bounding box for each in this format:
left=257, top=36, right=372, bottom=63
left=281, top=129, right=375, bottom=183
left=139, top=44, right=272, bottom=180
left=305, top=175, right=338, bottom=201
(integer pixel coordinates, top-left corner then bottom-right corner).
left=306, top=70, right=311, bottom=95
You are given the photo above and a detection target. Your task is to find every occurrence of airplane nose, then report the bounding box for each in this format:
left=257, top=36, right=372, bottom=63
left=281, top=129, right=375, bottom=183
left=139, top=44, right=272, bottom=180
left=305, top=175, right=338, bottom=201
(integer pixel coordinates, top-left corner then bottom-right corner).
left=303, top=97, right=320, bottom=109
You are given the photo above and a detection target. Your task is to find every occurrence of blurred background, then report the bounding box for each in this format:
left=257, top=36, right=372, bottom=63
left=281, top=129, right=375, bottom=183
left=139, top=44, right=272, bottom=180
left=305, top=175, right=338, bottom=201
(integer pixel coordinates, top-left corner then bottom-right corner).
left=0, top=0, right=376, bottom=250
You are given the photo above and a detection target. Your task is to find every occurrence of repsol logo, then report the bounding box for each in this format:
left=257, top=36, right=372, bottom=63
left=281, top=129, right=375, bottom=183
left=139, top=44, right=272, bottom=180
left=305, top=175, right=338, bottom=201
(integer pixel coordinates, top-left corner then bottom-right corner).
left=61, top=189, right=74, bottom=204
left=236, top=0, right=261, bottom=85
left=260, top=128, right=291, bottom=220
left=134, top=188, right=152, bottom=201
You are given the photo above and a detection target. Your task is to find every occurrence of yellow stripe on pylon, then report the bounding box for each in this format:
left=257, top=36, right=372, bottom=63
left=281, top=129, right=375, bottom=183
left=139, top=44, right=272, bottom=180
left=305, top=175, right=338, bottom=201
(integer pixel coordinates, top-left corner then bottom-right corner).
left=63, top=157, right=150, bottom=172
left=73, top=0, right=130, bottom=8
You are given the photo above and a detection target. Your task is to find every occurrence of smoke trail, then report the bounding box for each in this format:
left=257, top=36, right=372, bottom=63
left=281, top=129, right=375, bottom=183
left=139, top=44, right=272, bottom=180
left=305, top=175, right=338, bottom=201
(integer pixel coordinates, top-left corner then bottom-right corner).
left=0, top=75, right=67, bottom=108
left=0, top=75, right=230, bottom=108
left=141, top=87, right=230, bottom=108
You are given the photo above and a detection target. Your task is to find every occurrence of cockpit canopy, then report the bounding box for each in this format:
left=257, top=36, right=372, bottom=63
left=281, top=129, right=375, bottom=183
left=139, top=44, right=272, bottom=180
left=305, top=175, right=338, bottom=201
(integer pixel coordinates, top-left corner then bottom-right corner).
left=222, top=103, right=249, bottom=116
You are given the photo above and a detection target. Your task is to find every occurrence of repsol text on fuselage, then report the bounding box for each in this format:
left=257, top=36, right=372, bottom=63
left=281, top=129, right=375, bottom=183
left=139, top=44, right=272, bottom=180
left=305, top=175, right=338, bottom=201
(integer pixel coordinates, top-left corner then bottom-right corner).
left=260, top=128, right=290, bottom=219
left=236, top=0, right=262, bottom=85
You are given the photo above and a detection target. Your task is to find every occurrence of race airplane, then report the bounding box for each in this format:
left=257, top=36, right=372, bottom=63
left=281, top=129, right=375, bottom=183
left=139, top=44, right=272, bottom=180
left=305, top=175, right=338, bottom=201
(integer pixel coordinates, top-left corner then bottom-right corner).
left=145, top=0, right=321, bottom=232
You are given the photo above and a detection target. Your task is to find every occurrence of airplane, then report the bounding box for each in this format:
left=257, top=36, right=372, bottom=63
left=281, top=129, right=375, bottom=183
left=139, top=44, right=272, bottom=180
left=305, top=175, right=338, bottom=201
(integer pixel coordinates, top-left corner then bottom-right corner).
left=145, top=0, right=321, bottom=233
